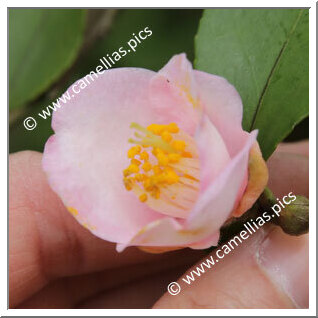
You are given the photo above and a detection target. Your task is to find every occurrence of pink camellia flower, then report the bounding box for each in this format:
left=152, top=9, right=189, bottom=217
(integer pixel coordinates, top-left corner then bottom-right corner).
left=42, top=54, right=268, bottom=253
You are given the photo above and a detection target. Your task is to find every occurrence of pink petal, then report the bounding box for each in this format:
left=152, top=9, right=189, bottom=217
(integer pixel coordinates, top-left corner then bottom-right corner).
left=42, top=54, right=259, bottom=253
left=194, top=70, right=246, bottom=157
left=117, top=131, right=257, bottom=251
left=187, top=131, right=258, bottom=233
left=195, top=115, right=231, bottom=192
left=116, top=217, right=211, bottom=252
left=43, top=68, right=169, bottom=244
left=189, top=231, right=220, bottom=250
left=159, top=53, right=198, bottom=100
left=232, top=141, right=268, bottom=217
left=149, top=54, right=201, bottom=135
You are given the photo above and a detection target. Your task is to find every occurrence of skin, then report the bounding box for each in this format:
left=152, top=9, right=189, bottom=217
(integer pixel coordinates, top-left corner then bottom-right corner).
left=9, top=141, right=309, bottom=309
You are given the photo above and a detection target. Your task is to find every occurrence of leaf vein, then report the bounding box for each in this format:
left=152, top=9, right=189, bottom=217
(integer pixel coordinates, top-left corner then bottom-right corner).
left=249, top=9, right=304, bottom=131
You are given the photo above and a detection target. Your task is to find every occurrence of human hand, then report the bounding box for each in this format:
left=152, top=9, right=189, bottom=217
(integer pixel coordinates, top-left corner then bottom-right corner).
left=9, top=141, right=308, bottom=308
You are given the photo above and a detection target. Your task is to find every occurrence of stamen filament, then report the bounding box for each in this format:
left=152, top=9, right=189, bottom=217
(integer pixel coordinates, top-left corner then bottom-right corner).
left=123, top=122, right=200, bottom=218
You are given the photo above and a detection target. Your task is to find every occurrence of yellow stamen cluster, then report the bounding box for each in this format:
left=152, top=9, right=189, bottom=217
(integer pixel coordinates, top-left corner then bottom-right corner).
left=123, top=122, right=193, bottom=203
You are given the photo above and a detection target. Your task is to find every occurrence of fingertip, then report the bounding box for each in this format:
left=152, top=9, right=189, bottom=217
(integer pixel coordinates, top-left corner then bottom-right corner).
left=154, top=225, right=308, bottom=309
left=257, top=227, right=309, bottom=308
left=276, top=140, right=309, bottom=157
left=267, top=151, right=309, bottom=198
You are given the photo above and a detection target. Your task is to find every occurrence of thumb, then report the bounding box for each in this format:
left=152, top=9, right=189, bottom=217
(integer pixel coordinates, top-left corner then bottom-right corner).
left=153, top=225, right=308, bottom=309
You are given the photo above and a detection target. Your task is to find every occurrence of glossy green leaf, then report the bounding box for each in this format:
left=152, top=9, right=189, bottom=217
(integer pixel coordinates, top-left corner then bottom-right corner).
left=9, top=9, right=86, bottom=110
left=9, top=9, right=202, bottom=153
left=195, top=9, right=308, bottom=159
left=74, top=9, right=202, bottom=77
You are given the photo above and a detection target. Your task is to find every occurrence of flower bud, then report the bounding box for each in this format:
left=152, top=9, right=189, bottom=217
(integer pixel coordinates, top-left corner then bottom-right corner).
left=259, top=188, right=309, bottom=236
left=272, top=195, right=309, bottom=236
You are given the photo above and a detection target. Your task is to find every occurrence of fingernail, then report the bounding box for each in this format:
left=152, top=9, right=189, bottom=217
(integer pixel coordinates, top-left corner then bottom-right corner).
left=257, top=227, right=309, bottom=308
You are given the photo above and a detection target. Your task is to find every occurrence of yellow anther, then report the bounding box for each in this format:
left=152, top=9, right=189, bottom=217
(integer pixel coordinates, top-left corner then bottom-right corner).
left=151, top=147, right=159, bottom=156
left=182, top=151, right=193, bottom=158
left=123, top=178, right=133, bottom=191
left=131, top=158, right=141, bottom=166
left=123, top=121, right=199, bottom=207
left=147, top=124, right=165, bottom=135
left=172, top=140, right=186, bottom=152
left=168, top=153, right=181, bottom=163
left=152, top=188, right=160, bottom=199
left=165, top=171, right=179, bottom=184
left=152, top=173, right=163, bottom=183
left=67, top=207, right=78, bottom=216
left=142, top=161, right=152, bottom=172
left=143, top=179, right=154, bottom=191
left=123, top=168, right=131, bottom=177
left=152, top=165, right=161, bottom=175
left=127, top=148, right=136, bottom=159
left=167, top=123, right=179, bottom=133
left=139, top=193, right=148, bottom=202
left=128, top=164, right=139, bottom=174
left=157, top=153, right=169, bottom=166
left=127, top=145, right=141, bottom=158
left=139, top=151, right=149, bottom=161
left=135, top=174, right=146, bottom=182
left=161, top=131, right=172, bottom=143
left=164, top=166, right=174, bottom=173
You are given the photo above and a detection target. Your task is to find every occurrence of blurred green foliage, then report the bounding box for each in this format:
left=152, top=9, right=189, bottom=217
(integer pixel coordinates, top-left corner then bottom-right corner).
left=75, top=9, right=202, bottom=75
left=9, top=9, right=202, bottom=153
left=9, top=9, right=308, bottom=155
left=9, top=9, right=86, bottom=110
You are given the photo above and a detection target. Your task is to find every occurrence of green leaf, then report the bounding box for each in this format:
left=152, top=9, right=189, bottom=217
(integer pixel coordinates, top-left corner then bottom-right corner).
left=73, top=9, right=202, bottom=77
left=9, top=9, right=202, bottom=154
left=195, top=9, right=308, bottom=159
left=9, top=9, right=86, bottom=110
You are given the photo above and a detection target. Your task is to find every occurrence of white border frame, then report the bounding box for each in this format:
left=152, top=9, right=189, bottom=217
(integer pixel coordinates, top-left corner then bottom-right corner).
left=3, top=1, right=316, bottom=316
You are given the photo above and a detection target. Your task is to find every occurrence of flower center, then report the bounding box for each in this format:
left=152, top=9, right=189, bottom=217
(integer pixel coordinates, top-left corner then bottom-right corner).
left=123, top=122, right=200, bottom=218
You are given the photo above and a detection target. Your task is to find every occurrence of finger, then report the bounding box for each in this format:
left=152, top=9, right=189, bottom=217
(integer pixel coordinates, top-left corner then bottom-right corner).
left=154, top=144, right=309, bottom=309
left=17, top=247, right=203, bottom=308
left=154, top=225, right=308, bottom=308
left=276, top=140, right=309, bottom=157
left=76, top=265, right=189, bottom=309
left=267, top=141, right=309, bottom=198
left=10, top=141, right=309, bottom=308
left=9, top=151, right=204, bottom=307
